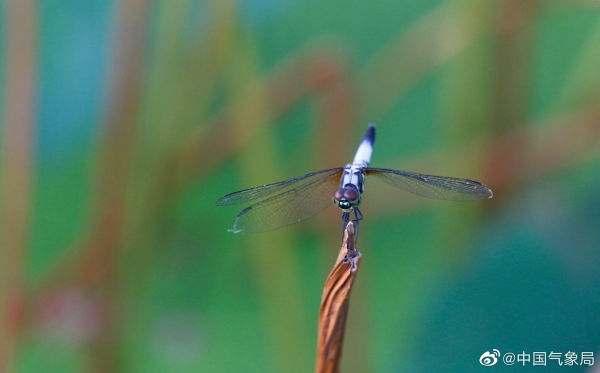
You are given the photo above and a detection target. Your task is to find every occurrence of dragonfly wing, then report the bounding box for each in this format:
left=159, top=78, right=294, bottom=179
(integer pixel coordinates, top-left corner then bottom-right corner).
left=216, top=167, right=344, bottom=206
left=365, top=167, right=493, bottom=201
left=231, top=169, right=343, bottom=234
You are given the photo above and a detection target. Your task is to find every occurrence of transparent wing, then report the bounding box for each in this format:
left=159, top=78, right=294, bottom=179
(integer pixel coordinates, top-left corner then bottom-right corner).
left=231, top=170, right=343, bottom=234
left=216, top=168, right=344, bottom=206
left=365, top=167, right=493, bottom=201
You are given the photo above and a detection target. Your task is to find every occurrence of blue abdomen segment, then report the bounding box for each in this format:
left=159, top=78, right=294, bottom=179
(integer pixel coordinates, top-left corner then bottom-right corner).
left=352, top=124, right=375, bottom=166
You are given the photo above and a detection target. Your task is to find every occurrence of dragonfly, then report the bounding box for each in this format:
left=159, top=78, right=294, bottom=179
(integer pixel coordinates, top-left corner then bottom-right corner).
left=216, top=124, right=493, bottom=236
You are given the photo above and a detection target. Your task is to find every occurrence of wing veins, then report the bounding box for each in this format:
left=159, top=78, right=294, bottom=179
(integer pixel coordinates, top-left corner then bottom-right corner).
left=216, top=167, right=344, bottom=206
left=365, top=167, right=493, bottom=201
left=232, top=170, right=342, bottom=233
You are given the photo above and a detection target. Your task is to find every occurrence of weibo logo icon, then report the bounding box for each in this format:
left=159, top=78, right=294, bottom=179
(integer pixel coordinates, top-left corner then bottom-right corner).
left=480, top=349, right=500, bottom=366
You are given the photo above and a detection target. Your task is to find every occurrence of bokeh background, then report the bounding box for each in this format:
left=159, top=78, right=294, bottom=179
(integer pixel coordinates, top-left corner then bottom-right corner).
left=1, top=0, right=600, bottom=372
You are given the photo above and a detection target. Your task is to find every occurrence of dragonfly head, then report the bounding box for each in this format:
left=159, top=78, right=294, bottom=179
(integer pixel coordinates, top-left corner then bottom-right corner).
left=333, top=187, right=361, bottom=212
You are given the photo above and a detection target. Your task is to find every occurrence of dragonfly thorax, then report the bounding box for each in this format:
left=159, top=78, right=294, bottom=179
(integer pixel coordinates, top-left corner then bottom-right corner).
left=332, top=186, right=361, bottom=212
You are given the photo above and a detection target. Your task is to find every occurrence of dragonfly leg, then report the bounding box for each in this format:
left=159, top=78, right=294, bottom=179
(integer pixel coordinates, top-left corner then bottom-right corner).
left=352, top=208, right=363, bottom=242
left=341, top=212, right=350, bottom=241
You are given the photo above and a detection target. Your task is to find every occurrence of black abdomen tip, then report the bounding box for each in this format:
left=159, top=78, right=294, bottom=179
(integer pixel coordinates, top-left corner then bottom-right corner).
left=364, top=124, right=376, bottom=145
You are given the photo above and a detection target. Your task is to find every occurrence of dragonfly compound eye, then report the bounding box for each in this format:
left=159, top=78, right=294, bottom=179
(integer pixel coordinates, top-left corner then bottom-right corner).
left=333, top=188, right=345, bottom=201
left=344, top=188, right=360, bottom=203
left=332, top=188, right=351, bottom=210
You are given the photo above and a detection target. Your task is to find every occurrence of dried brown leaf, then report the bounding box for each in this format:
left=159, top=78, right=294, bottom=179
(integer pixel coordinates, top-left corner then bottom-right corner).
left=316, top=223, right=361, bottom=373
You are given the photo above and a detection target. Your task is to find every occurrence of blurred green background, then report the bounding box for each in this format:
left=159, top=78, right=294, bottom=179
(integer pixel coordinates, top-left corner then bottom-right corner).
left=2, top=0, right=600, bottom=372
